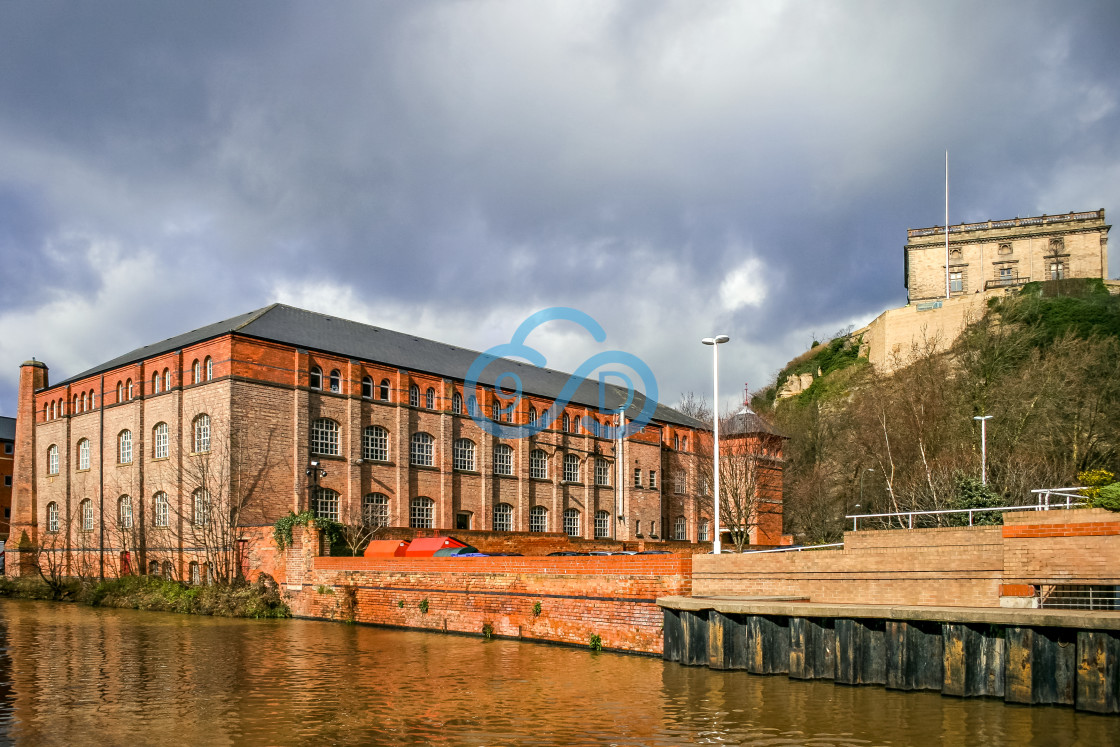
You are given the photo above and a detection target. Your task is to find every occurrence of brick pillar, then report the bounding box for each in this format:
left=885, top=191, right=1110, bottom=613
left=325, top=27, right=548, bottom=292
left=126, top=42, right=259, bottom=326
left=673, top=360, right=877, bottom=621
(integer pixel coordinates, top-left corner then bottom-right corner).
left=9, top=360, right=48, bottom=576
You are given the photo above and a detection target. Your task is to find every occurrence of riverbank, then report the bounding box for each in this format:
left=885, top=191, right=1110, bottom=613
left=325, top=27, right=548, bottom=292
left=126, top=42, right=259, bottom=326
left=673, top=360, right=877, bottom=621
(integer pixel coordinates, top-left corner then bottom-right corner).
left=0, top=575, right=290, bottom=618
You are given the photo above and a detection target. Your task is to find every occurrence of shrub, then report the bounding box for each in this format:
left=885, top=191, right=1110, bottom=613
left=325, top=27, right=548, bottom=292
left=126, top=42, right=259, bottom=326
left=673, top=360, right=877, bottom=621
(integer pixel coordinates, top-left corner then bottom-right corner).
left=588, top=633, right=603, bottom=651
left=1093, top=483, right=1120, bottom=512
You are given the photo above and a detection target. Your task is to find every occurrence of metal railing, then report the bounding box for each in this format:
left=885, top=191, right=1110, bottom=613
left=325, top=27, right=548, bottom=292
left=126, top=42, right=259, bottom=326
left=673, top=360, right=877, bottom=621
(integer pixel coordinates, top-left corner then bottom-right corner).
left=1039, top=584, right=1120, bottom=610
left=907, top=210, right=1103, bottom=238
left=984, top=274, right=1030, bottom=290
left=846, top=488, right=1088, bottom=530
left=740, top=542, right=843, bottom=554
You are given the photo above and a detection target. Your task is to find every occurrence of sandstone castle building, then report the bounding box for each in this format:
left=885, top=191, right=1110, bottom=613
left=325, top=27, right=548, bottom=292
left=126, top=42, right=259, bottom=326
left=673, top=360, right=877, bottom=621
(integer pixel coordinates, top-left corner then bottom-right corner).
left=8, top=304, right=786, bottom=581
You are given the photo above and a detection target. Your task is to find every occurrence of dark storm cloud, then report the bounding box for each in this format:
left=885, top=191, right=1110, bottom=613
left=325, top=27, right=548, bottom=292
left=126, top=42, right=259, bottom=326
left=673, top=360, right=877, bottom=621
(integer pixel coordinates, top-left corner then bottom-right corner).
left=1, top=0, right=1118, bottom=413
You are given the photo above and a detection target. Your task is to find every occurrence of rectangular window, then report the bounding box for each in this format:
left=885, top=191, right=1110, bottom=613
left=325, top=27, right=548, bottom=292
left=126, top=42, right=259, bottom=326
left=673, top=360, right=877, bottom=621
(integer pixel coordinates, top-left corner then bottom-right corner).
left=999, top=267, right=1012, bottom=280
left=594, top=512, right=610, bottom=539
left=1050, top=261, right=1065, bottom=280
left=530, top=451, right=547, bottom=480
left=633, top=468, right=642, bottom=488
left=530, top=507, right=547, bottom=533
left=563, top=455, right=580, bottom=483
left=153, top=424, right=168, bottom=459
left=949, top=271, right=963, bottom=293
left=649, top=470, right=657, bottom=490
left=595, top=458, right=610, bottom=486
left=674, top=471, right=686, bottom=495
left=3, top=476, right=10, bottom=487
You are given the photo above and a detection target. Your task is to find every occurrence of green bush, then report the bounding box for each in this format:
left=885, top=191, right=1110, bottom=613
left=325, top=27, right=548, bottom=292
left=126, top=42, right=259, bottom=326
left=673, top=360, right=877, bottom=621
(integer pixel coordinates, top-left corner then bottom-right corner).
left=1093, top=483, right=1120, bottom=512
left=947, top=475, right=1005, bottom=526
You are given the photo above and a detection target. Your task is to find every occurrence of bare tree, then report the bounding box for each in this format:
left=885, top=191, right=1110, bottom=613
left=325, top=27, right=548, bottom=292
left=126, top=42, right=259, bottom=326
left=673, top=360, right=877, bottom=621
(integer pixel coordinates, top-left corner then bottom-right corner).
left=337, top=498, right=396, bottom=557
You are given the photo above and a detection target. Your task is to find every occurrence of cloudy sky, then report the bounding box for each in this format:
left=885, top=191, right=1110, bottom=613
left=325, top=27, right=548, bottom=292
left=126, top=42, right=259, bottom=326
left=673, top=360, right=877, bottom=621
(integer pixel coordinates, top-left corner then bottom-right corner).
left=2, top=0, right=1118, bottom=416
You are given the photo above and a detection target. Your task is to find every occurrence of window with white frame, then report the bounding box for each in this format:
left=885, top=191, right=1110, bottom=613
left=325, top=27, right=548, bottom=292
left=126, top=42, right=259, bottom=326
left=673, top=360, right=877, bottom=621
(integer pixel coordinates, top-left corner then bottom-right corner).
left=409, top=385, right=420, bottom=407
left=119, top=430, right=133, bottom=464
left=467, top=396, right=479, bottom=417
left=310, top=418, right=339, bottom=456
left=80, top=392, right=87, bottom=411
left=128, top=379, right=135, bottom=399
left=674, top=516, right=686, bottom=541
left=164, top=369, right=171, bottom=391
left=562, top=413, right=571, bottom=432
left=594, top=510, right=610, bottom=539
left=312, top=487, right=340, bottom=522
left=493, top=444, right=513, bottom=476
left=673, top=434, right=680, bottom=449
left=205, top=357, right=213, bottom=381
left=410, top=432, right=434, bottom=467
left=48, top=444, right=59, bottom=475
left=453, top=439, right=476, bottom=471
left=309, top=366, right=322, bottom=389
left=153, top=422, right=168, bottom=459
left=193, top=489, right=210, bottom=526
left=362, top=376, right=374, bottom=398
left=329, top=369, right=341, bottom=393
left=80, top=499, right=95, bottom=531
left=363, top=425, right=389, bottom=462
left=595, top=458, right=610, bottom=486
left=193, top=360, right=201, bottom=384
left=120, top=495, right=134, bottom=529
left=47, top=502, right=59, bottom=533
left=410, top=496, right=434, bottom=528
left=649, top=470, right=657, bottom=490
left=1050, top=260, right=1065, bottom=280
left=116, top=382, right=124, bottom=402
left=563, top=508, right=580, bottom=537
left=425, top=387, right=435, bottom=409
left=633, top=468, right=642, bottom=488
left=493, top=503, right=513, bottom=532
left=698, top=519, right=710, bottom=542
left=153, top=492, right=169, bottom=528
left=193, top=414, right=211, bottom=454
left=530, top=505, right=547, bottom=532
left=78, top=438, right=90, bottom=470
left=949, top=271, right=963, bottom=293
left=563, top=454, right=580, bottom=483
left=452, top=392, right=462, bottom=414
left=491, top=401, right=500, bottom=420
left=152, top=373, right=160, bottom=395
left=674, top=470, right=686, bottom=494
left=528, top=407, right=537, bottom=425
left=363, top=493, right=389, bottom=527
left=530, top=449, right=548, bottom=479
left=379, top=379, right=391, bottom=401
left=189, top=562, right=201, bottom=585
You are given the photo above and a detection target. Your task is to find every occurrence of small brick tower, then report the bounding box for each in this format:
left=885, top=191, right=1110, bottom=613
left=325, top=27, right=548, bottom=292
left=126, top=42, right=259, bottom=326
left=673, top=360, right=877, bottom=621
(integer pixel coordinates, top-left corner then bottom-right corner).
left=8, top=360, right=48, bottom=576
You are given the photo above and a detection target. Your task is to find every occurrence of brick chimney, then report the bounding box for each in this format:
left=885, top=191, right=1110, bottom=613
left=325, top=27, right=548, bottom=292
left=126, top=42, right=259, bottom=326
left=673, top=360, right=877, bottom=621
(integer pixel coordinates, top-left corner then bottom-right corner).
left=9, top=360, right=47, bottom=572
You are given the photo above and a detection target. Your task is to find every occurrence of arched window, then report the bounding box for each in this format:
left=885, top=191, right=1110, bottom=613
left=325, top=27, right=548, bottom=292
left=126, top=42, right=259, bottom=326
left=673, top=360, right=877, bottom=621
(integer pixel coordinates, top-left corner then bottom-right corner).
left=595, top=510, right=610, bottom=539
left=49, top=401, right=55, bottom=420
left=164, top=369, right=171, bottom=391
left=192, top=360, right=201, bottom=384
left=362, top=493, right=389, bottom=527
left=682, top=436, right=688, bottom=451
left=491, top=402, right=500, bottom=420
left=410, top=497, right=434, bottom=528
left=81, top=392, right=87, bottom=411
left=674, top=516, right=687, bottom=541
left=47, top=445, right=59, bottom=476
left=153, top=422, right=169, bottom=459
left=530, top=506, right=547, bottom=533
left=153, top=492, right=169, bottom=528
left=528, top=406, right=537, bottom=425
left=76, top=394, right=82, bottom=412
left=152, top=372, right=160, bottom=395
left=379, top=379, right=391, bottom=401
left=80, top=499, right=95, bottom=531
left=193, top=488, right=210, bottom=526
left=410, top=432, right=434, bottom=467
left=162, top=560, right=173, bottom=580
left=309, top=366, right=323, bottom=389
left=193, top=414, right=211, bottom=454
left=312, top=487, right=340, bottom=522
left=493, top=444, right=513, bottom=476
left=673, top=434, right=680, bottom=450
left=453, top=439, right=476, bottom=471
left=698, top=519, right=710, bottom=542
left=595, top=458, right=610, bottom=486
left=126, top=379, right=134, bottom=399
left=46, top=502, right=60, bottom=533
left=563, top=453, right=580, bottom=483
left=329, top=369, right=341, bottom=393
left=562, top=413, right=571, bottom=433
left=118, top=430, right=133, bottom=464
left=563, top=508, right=580, bottom=537
left=362, top=425, right=389, bottom=462
left=148, top=560, right=159, bottom=575
left=189, top=561, right=201, bottom=585
left=530, top=449, right=548, bottom=479
left=425, top=387, right=435, bottom=409
left=452, top=392, right=463, bottom=414
left=409, top=385, right=420, bottom=407
left=467, top=395, right=479, bottom=417
left=493, top=503, right=513, bottom=532
left=119, top=495, right=134, bottom=529
left=362, top=376, right=374, bottom=399
left=310, top=418, right=340, bottom=455
left=116, top=381, right=124, bottom=402
left=78, top=438, right=91, bottom=471
left=204, top=357, right=213, bottom=381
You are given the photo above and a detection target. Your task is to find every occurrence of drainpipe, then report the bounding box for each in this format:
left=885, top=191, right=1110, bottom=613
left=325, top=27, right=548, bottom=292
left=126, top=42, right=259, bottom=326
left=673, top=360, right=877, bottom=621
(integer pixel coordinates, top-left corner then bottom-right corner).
left=98, top=375, right=105, bottom=582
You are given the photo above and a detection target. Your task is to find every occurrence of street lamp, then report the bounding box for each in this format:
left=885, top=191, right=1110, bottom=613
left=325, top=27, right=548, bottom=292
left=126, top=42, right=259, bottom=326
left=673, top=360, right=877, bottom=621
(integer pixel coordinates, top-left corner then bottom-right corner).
left=306, top=460, right=327, bottom=510
left=701, top=334, right=730, bottom=554
left=973, top=415, right=993, bottom=485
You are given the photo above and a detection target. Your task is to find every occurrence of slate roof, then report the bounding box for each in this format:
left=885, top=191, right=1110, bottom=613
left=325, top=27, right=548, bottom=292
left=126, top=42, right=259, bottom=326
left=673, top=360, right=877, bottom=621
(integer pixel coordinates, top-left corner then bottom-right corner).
left=54, top=304, right=708, bottom=430
left=0, top=415, right=15, bottom=442
left=724, top=407, right=788, bottom=438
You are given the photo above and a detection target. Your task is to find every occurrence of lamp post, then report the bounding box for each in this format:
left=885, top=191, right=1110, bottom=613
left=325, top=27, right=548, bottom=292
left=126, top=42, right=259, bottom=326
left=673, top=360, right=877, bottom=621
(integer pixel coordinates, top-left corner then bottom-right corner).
left=701, top=335, right=730, bottom=554
left=973, top=415, right=993, bottom=485
left=306, top=459, right=327, bottom=511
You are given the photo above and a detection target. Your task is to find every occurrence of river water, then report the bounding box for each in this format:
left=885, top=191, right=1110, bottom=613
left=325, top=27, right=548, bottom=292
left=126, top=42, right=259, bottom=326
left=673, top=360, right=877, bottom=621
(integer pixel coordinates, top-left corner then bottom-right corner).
left=0, top=600, right=1112, bottom=746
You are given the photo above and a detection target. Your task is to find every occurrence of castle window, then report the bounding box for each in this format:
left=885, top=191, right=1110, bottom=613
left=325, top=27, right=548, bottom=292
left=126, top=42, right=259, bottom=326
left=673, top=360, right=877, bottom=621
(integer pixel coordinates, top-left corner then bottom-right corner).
left=47, top=444, right=59, bottom=476
left=78, top=438, right=91, bottom=471
left=119, top=430, right=133, bottom=464
left=362, top=376, right=374, bottom=399
left=193, top=414, right=211, bottom=454
left=310, top=418, right=339, bottom=456
left=410, top=432, right=434, bottom=467
left=530, top=506, right=547, bottom=532
left=363, top=493, right=389, bottom=527
left=119, top=495, right=134, bottom=529
left=493, top=444, right=513, bottom=476
left=153, top=492, right=169, bottom=528
left=409, top=385, right=420, bottom=407
left=595, top=458, right=610, bottom=486
left=312, top=487, right=340, bottom=522
left=47, top=502, right=60, bottom=533
left=204, top=357, right=213, bottom=381
left=949, top=271, right=963, bottom=293
left=362, top=425, right=388, bottom=462
left=153, top=422, right=168, bottom=459
left=563, top=508, right=580, bottom=537
left=425, top=387, right=435, bottom=409
left=493, top=503, right=513, bottom=532
left=410, top=497, right=434, bottom=529
left=674, top=516, right=687, bottom=541
left=563, top=454, right=580, bottom=483
left=530, top=449, right=548, bottom=479
left=80, top=499, right=95, bottom=531
left=453, top=438, right=476, bottom=471
left=329, top=369, right=341, bottom=393
left=1050, top=261, right=1065, bottom=280
left=594, top=510, right=610, bottom=539
left=379, top=379, right=391, bottom=401
left=452, top=392, right=463, bottom=414
left=309, top=366, right=323, bottom=389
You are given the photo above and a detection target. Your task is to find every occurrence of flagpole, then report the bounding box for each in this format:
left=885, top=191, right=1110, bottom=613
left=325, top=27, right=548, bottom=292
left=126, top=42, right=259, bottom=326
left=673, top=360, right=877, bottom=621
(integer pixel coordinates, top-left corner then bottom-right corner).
left=945, top=150, right=950, bottom=300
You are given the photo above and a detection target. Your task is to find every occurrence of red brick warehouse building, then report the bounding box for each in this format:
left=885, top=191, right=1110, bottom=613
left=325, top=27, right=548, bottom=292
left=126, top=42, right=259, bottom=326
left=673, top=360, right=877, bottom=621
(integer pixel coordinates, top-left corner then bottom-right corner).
left=8, top=304, right=787, bottom=581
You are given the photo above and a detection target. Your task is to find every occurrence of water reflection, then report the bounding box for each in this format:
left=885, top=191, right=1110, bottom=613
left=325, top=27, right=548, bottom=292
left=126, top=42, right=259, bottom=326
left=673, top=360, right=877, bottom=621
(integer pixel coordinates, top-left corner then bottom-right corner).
left=0, top=599, right=1113, bottom=745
